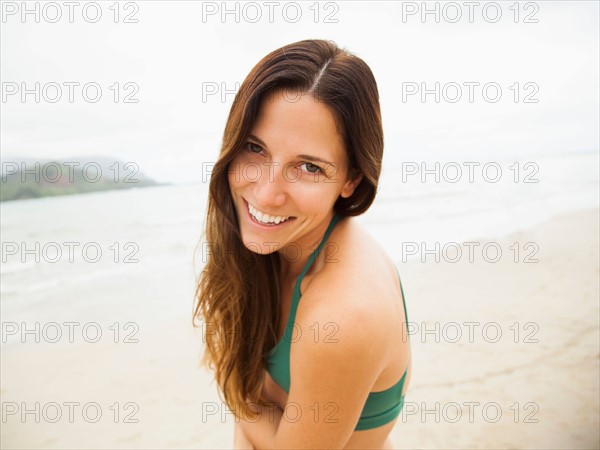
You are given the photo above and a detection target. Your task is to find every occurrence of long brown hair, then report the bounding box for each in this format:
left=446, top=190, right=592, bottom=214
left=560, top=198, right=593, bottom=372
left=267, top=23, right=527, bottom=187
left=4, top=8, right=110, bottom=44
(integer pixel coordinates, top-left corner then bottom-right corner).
left=193, top=39, right=384, bottom=419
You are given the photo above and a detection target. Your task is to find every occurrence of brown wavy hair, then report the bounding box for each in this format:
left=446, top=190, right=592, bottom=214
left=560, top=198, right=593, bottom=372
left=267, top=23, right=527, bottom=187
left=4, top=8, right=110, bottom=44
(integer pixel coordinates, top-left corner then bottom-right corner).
left=193, top=39, right=384, bottom=419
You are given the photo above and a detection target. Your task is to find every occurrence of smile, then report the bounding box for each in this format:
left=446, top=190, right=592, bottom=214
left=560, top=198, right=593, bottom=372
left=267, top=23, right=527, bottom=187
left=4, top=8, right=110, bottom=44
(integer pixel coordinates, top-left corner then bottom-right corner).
left=245, top=199, right=294, bottom=225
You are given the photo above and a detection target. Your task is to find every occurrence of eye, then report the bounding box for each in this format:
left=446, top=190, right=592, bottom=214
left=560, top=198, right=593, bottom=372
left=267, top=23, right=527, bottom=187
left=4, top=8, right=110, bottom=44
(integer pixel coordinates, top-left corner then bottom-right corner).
left=300, top=162, right=323, bottom=174
left=246, top=142, right=263, bottom=154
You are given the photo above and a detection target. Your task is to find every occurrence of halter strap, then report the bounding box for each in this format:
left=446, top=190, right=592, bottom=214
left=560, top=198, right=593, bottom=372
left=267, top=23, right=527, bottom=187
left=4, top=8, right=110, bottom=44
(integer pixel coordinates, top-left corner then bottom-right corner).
left=294, top=212, right=341, bottom=296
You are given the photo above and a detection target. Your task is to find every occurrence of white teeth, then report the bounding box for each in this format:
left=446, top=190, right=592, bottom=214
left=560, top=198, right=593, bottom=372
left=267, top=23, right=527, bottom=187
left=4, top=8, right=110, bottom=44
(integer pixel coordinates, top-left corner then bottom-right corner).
left=248, top=202, right=290, bottom=224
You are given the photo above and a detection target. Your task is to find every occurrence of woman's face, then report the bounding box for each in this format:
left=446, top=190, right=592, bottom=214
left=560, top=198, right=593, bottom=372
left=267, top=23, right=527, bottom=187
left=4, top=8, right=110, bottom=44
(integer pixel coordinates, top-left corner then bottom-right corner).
left=228, top=89, right=362, bottom=256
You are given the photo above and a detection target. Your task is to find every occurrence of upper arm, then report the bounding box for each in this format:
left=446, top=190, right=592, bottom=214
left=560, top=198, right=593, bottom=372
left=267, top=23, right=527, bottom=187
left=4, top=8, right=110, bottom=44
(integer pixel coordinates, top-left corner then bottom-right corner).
left=272, top=285, right=387, bottom=449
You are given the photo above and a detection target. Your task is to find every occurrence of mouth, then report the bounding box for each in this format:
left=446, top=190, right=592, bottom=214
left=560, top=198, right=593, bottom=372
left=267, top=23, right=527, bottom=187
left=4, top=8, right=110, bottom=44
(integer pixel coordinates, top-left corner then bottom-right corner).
left=243, top=198, right=296, bottom=228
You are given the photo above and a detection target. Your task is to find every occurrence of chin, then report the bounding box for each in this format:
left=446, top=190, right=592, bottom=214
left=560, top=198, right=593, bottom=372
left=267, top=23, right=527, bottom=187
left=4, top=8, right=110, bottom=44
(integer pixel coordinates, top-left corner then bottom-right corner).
left=241, top=238, right=279, bottom=255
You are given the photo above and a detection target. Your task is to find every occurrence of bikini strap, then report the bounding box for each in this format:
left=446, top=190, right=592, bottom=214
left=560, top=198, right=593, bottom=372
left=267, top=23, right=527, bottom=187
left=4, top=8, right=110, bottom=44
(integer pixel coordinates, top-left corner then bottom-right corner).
left=396, top=268, right=410, bottom=342
left=274, top=213, right=342, bottom=349
left=398, top=275, right=408, bottom=325
left=295, top=212, right=342, bottom=291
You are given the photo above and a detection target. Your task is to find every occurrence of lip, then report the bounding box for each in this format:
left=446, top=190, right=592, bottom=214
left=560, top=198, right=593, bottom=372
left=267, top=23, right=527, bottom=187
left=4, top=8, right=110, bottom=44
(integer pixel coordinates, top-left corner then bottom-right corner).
left=243, top=198, right=296, bottom=229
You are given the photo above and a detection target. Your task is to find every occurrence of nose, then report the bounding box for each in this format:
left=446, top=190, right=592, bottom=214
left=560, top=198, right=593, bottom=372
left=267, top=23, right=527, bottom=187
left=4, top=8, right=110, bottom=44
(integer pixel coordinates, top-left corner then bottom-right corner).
left=252, top=161, right=288, bottom=209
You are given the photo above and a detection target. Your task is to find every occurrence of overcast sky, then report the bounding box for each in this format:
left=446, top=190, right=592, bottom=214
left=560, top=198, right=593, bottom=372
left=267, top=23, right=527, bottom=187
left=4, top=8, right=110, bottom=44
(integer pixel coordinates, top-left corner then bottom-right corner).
left=1, top=1, right=598, bottom=184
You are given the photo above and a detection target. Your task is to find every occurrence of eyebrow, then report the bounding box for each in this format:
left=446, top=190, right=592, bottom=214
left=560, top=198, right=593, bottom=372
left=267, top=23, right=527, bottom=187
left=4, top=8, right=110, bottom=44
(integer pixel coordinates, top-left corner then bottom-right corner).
left=248, top=134, right=334, bottom=166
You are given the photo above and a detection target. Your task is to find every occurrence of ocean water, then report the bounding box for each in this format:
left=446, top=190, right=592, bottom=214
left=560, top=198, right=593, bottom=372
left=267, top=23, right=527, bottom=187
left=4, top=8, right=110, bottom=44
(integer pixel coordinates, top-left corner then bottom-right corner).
left=368, top=151, right=599, bottom=259
left=1, top=151, right=597, bottom=334
left=0, top=182, right=210, bottom=331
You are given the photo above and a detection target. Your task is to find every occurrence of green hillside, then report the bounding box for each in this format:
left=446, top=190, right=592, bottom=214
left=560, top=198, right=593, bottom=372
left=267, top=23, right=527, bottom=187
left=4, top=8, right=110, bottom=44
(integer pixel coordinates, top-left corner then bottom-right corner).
left=1, top=158, right=166, bottom=202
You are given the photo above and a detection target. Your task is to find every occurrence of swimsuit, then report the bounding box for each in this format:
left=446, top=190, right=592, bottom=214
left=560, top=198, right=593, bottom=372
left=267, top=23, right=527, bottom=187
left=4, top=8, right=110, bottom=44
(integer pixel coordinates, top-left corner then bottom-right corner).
left=266, top=212, right=410, bottom=431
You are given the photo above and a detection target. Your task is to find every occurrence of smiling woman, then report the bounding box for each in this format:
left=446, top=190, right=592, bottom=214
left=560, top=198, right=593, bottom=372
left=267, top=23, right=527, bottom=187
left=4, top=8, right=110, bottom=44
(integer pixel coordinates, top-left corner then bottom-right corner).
left=193, top=39, right=411, bottom=449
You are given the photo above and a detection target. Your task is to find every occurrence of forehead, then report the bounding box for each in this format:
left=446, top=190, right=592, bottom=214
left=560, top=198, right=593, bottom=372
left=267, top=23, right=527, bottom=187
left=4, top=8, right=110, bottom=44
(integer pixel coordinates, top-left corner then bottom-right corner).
left=251, top=89, right=347, bottom=163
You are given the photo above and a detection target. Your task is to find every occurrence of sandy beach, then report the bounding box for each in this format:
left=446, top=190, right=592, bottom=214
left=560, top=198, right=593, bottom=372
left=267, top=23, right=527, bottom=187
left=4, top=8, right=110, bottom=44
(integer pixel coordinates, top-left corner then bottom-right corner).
left=1, top=207, right=598, bottom=449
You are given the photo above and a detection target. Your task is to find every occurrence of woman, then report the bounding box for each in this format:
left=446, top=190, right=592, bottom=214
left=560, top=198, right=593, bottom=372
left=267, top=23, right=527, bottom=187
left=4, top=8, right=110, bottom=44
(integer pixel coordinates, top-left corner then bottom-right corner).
left=194, top=39, right=412, bottom=449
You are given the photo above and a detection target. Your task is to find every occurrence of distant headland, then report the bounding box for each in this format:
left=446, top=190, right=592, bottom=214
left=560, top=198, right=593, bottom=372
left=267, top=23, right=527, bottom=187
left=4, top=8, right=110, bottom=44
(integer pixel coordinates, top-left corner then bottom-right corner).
left=1, top=156, right=168, bottom=202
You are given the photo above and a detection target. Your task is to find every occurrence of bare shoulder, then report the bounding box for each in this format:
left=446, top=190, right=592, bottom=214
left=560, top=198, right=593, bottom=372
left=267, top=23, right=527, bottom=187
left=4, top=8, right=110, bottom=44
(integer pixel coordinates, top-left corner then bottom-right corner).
left=319, top=215, right=401, bottom=304
left=281, top=218, right=404, bottom=446
left=297, top=216, right=402, bottom=360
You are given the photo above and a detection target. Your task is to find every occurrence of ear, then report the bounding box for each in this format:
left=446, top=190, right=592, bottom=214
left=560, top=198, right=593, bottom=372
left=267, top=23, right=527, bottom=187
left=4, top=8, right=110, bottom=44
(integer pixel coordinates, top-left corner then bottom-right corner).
left=340, top=173, right=363, bottom=199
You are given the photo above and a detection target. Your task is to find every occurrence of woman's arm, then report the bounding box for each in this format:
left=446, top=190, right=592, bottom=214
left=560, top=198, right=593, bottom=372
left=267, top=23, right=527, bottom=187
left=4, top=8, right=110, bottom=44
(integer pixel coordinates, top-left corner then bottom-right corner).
left=238, top=400, right=283, bottom=448
left=234, top=420, right=255, bottom=449
left=238, top=284, right=387, bottom=449
left=237, top=371, right=285, bottom=448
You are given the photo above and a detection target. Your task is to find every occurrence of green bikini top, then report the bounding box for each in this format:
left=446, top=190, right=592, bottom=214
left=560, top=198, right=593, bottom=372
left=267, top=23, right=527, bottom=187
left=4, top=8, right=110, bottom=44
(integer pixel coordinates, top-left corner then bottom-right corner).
left=266, top=212, right=410, bottom=431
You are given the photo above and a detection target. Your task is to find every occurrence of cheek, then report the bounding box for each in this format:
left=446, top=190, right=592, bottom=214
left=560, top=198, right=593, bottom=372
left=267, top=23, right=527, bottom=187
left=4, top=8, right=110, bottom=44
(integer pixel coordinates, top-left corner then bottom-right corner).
left=228, top=154, right=262, bottom=188
left=291, top=183, right=341, bottom=209
left=227, top=166, right=236, bottom=191
left=227, top=156, right=245, bottom=188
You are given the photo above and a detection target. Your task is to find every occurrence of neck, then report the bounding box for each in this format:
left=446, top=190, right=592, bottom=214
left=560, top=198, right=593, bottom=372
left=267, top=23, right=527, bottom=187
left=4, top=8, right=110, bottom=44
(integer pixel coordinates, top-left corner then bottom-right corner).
left=277, top=212, right=337, bottom=282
